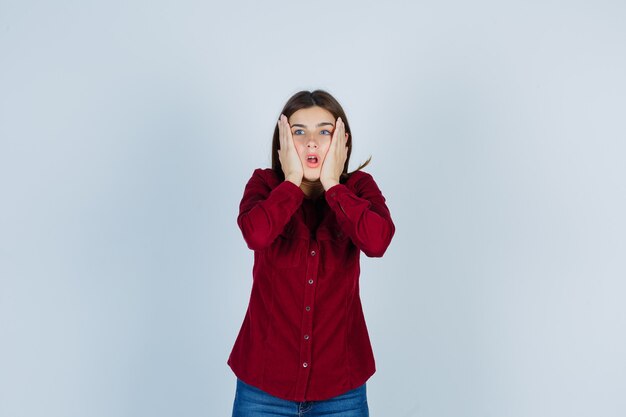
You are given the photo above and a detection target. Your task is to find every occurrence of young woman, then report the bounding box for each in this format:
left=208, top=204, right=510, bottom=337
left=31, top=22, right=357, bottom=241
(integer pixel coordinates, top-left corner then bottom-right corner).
left=228, top=90, right=395, bottom=417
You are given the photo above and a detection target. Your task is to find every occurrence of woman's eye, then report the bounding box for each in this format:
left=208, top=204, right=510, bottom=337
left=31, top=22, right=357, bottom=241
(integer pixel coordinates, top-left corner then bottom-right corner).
left=293, top=129, right=304, bottom=135
left=320, top=129, right=331, bottom=135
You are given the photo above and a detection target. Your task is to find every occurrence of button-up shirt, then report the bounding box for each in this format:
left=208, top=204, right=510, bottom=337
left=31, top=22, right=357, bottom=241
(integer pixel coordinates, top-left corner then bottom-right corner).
left=227, top=168, right=395, bottom=402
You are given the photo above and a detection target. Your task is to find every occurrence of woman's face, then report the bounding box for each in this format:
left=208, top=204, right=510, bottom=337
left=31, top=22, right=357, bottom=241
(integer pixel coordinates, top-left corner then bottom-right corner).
left=288, top=106, right=335, bottom=181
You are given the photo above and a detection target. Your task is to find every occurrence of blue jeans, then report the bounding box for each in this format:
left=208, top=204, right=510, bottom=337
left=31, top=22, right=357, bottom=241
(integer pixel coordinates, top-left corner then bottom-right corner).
left=231, top=379, right=369, bottom=417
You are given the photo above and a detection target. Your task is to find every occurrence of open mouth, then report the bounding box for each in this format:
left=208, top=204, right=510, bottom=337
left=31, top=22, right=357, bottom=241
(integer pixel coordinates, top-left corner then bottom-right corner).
left=306, top=154, right=320, bottom=167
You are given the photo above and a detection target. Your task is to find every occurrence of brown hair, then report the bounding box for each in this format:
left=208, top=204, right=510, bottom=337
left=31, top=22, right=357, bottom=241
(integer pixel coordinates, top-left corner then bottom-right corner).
left=271, top=90, right=371, bottom=183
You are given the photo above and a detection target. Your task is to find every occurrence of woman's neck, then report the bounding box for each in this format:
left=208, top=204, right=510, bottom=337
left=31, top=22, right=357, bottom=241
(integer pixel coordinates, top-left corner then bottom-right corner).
left=300, top=178, right=324, bottom=199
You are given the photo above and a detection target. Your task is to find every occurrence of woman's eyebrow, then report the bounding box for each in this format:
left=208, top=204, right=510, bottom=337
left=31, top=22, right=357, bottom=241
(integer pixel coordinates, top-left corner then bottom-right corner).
left=291, top=122, right=335, bottom=128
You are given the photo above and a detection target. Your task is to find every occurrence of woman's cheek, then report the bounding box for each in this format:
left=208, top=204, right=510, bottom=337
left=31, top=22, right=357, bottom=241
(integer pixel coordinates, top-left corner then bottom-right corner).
left=322, top=142, right=332, bottom=158
left=295, top=143, right=307, bottom=160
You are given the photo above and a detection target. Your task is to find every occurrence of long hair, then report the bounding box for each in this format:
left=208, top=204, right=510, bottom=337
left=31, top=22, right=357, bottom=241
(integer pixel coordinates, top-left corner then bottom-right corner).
left=271, top=90, right=371, bottom=182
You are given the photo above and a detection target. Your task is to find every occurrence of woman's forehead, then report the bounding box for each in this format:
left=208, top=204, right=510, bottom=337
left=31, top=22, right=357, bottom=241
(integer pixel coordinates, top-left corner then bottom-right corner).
left=289, top=106, right=334, bottom=126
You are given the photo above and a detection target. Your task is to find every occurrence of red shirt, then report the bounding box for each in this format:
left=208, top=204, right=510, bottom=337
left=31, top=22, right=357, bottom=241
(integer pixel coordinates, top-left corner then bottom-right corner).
left=227, top=168, right=395, bottom=402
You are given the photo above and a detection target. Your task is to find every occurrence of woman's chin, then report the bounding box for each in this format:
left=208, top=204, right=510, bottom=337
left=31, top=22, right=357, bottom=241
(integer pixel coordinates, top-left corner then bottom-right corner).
left=303, top=174, right=321, bottom=182
left=303, top=169, right=321, bottom=182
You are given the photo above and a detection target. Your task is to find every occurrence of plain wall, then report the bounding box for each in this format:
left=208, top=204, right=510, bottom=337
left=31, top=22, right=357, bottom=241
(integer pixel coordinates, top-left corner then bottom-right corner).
left=1, top=1, right=625, bottom=416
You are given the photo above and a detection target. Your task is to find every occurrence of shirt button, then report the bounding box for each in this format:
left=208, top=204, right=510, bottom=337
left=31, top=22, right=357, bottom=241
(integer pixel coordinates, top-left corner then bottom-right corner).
left=305, top=306, right=311, bottom=311
left=310, top=250, right=316, bottom=256
left=308, top=279, right=314, bottom=285
left=303, top=362, right=308, bottom=368
left=304, top=334, right=310, bottom=340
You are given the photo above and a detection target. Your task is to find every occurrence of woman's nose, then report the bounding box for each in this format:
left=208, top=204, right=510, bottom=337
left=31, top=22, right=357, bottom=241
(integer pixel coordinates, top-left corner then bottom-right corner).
left=306, top=135, right=318, bottom=148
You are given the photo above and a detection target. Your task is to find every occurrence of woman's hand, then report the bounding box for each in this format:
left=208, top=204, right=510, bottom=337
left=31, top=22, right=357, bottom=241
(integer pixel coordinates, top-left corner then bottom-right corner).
left=320, top=117, right=349, bottom=190
left=277, top=114, right=303, bottom=186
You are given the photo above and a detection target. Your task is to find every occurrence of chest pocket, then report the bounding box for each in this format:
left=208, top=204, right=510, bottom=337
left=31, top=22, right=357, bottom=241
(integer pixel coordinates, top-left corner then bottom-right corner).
left=317, top=226, right=359, bottom=272
left=265, top=220, right=309, bottom=269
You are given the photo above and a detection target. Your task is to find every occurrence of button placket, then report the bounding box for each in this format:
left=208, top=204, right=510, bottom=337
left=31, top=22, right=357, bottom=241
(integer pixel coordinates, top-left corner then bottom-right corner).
left=294, top=239, right=319, bottom=400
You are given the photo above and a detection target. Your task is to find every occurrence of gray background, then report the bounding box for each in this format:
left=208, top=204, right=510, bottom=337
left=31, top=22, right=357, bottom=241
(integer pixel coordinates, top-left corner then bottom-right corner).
left=1, top=1, right=625, bottom=416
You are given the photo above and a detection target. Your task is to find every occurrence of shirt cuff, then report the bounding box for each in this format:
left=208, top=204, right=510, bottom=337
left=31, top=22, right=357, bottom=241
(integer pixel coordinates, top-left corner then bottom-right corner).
left=274, top=179, right=305, bottom=204
left=324, top=183, right=352, bottom=211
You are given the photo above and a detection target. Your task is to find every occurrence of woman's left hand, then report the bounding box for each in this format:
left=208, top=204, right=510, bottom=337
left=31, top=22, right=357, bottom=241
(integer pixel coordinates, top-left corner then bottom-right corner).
left=320, top=117, right=349, bottom=190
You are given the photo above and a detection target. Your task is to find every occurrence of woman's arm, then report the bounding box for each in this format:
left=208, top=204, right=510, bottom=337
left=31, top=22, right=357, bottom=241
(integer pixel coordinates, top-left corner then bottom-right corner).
left=325, top=171, right=395, bottom=257
left=237, top=169, right=304, bottom=250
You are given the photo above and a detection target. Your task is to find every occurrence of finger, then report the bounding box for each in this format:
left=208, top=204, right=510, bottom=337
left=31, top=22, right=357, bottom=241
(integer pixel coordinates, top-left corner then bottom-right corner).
left=285, top=117, right=295, bottom=149
left=330, top=118, right=341, bottom=147
left=278, top=115, right=284, bottom=149
left=339, top=118, right=346, bottom=140
left=279, top=114, right=288, bottom=150
left=335, top=118, right=345, bottom=150
left=341, top=123, right=348, bottom=149
left=338, top=119, right=345, bottom=145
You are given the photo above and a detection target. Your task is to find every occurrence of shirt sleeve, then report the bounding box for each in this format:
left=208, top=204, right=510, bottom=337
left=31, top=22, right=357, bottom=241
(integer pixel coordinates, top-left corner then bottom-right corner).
left=237, top=169, right=305, bottom=250
left=324, top=172, right=395, bottom=257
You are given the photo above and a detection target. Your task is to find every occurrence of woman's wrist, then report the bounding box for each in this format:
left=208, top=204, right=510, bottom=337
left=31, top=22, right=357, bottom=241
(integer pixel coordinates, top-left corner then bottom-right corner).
left=322, top=179, right=339, bottom=191
left=285, top=175, right=302, bottom=187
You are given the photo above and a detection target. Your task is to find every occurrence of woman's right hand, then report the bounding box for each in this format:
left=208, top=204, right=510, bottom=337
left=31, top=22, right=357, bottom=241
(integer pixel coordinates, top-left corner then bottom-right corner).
left=277, top=114, right=303, bottom=187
